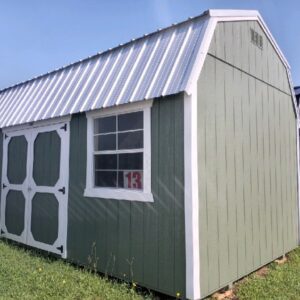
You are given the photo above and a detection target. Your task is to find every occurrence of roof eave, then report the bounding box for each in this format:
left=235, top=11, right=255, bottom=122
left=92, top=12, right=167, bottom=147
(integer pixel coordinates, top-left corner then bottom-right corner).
left=208, top=9, right=260, bottom=18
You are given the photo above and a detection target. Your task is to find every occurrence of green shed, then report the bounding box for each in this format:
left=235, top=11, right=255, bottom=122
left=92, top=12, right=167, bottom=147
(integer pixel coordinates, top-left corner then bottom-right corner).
left=0, top=9, right=298, bottom=299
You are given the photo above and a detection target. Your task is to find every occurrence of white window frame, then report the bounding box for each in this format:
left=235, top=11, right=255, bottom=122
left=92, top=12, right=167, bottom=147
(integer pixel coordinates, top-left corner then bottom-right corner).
left=84, top=100, right=154, bottom=202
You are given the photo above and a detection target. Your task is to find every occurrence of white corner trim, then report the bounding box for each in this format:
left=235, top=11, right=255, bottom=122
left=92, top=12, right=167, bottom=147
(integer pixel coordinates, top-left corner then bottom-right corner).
left=85, top=100, right=153, bottom=203
left=184, top=88, right=201, bottom=299
left=185, top=17, right=216, bottom=95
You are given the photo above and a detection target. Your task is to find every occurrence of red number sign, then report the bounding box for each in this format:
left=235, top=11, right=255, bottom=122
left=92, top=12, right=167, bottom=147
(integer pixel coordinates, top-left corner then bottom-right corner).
left=124, top=171, right=143, bottom=189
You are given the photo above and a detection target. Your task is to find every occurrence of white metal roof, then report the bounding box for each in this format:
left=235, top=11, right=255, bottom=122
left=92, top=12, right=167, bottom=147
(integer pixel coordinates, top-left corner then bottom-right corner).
left=0, top=9, right=293, bottom=128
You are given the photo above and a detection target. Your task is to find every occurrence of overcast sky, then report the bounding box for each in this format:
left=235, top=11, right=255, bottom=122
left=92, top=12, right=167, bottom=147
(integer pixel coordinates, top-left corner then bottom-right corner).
left=0, top=0, right=299, bottom=90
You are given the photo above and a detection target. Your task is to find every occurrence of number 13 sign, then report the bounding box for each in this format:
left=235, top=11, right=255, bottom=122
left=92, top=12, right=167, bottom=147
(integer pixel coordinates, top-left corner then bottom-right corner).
left=124, top=171, right=143, bottom=189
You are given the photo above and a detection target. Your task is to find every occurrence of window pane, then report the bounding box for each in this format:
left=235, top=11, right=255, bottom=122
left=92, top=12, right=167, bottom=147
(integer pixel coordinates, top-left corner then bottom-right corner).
left=94, top=134, right=116, bottom=151
left=118, top=130, right=143, bottom=150
left=94, top=154, right=117, bottom=170
left=95, top=171, right=117, bottom=187
left=94, top=116, right=116, bottom=134
left=118, top=111, right=143, bottom=131
left=119, top=152, right=143, bottom=170
left=118, top=171, right=124, bottom=188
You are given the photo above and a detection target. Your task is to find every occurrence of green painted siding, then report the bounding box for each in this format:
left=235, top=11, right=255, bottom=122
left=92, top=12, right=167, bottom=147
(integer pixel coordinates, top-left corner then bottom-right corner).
left=0, top=132, right=2, bottom=222
left=198, top=21, right=297, bottom=298
left=67, top=95, right=186, bottom=298
left=208, top=21, right=291, bottom=95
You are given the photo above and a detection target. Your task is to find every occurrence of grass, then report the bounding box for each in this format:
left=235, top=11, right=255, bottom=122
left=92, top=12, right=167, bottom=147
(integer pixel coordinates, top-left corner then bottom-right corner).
left=0, top=240, right=151, bottom=300
left=235, top=247, right=300, bottom=300
left=7, top=237, right=300, bottom=300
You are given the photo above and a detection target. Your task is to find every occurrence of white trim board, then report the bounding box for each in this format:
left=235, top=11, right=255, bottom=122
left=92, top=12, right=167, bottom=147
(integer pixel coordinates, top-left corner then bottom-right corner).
left=184, top=87, right=200, bottom=299
left=2, top=115, right=71, bottom=134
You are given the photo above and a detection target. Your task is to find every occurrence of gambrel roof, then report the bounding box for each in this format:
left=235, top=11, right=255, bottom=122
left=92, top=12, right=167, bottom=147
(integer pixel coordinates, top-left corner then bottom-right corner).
left=0, top=9, right=294, bottom=128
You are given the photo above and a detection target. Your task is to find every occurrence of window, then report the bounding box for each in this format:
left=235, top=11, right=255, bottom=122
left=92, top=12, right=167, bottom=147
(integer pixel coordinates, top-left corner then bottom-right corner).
left=84, top=101, right=153, bottom=202
left=93, top=112, right=143, bottom=189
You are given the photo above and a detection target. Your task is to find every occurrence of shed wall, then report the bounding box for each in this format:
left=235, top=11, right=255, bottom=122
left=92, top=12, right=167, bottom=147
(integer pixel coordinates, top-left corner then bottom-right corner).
left=209, top=21, right=291, bottom=95
left=198, top=21, right=298, bottom=298
left=67, top=95, right=186, bottom=297
left=0, top=132, right=2, bottom=219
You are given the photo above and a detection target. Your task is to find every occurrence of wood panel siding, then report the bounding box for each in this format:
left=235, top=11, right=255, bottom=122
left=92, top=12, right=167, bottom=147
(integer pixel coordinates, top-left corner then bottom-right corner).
left=198, top=21, right=297, bottom=298
left=0, top=132, right=3, bottom=215
left=209, top=21, right=291, bottom=96
left=67, top=95, right=186, bottom=298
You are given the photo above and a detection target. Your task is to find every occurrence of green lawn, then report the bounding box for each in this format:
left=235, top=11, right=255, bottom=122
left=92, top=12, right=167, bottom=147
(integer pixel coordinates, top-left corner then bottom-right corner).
left=0, top=240, right=151, bottom=300
left=235, top=247, right=300, bottom=300
left=4, top=238, right=300, bottom=300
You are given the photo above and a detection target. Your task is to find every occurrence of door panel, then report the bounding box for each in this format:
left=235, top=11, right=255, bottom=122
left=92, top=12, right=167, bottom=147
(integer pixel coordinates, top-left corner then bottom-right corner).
left=0, top=121, right=69, bottom=257
left=1, top=131, right=30, bottom=244
left=5, top=190, right=26, bottom=236
left=7, top=136, right=27, bottom=184
left=33, top=131, right=61, bottom=187
left=31, top=192, right=59, bottom=245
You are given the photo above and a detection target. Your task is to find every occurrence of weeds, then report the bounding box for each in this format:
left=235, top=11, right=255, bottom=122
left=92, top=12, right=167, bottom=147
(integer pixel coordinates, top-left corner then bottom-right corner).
left=0, top=240, right=149, bottom=300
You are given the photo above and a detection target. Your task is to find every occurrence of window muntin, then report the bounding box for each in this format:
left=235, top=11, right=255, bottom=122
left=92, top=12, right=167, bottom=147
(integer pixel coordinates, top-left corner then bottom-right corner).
left=93, top=111, right=144, bottom=190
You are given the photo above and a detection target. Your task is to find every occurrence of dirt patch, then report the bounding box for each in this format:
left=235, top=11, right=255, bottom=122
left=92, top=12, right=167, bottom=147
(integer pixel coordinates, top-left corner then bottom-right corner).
left=255, top=266, right=269, bottom=277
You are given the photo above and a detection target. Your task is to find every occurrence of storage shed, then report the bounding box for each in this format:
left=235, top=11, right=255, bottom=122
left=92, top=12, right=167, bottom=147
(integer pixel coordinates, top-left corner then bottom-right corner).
left=0, top=9, right=298, bottom=300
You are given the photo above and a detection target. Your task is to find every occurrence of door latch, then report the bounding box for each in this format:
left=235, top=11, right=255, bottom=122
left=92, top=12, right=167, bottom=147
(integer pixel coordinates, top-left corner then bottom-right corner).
left=28, top=186, right=32, bottom=192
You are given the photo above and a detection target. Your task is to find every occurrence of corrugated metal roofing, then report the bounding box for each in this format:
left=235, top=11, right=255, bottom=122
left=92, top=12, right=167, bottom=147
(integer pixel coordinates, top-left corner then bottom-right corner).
left=0, top=14, right=208, bottom=128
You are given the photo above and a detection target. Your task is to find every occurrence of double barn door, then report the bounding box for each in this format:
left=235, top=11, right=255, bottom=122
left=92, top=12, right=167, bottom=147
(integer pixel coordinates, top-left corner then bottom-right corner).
left=0, top=122, right=69, bottom=257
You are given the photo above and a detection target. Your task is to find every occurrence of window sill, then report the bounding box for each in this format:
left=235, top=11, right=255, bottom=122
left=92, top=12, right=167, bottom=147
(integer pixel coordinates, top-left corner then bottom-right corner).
left=84, top=187, right=154, bottom=202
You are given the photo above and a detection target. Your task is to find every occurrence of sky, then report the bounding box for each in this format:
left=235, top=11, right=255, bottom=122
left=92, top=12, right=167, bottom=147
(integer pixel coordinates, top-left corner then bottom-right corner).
left=0, top=0, right=300, bottom=90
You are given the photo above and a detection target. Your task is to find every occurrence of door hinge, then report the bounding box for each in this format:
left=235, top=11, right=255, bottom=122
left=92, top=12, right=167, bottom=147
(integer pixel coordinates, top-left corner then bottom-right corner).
left=2, top=183, right=7, bottom=189
left=57, top=245, right=63, bottom=253
left=60, top=124, right=67, bottom=131
left=58, top=187, right=65, bottom=194
left=4, top=134, right=8, bottom=139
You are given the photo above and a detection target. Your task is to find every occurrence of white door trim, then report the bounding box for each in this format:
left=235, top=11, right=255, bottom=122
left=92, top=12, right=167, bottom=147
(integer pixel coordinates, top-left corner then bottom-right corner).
left=2, top=115, right=71, bottom=134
